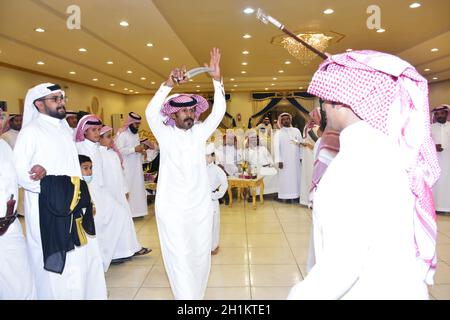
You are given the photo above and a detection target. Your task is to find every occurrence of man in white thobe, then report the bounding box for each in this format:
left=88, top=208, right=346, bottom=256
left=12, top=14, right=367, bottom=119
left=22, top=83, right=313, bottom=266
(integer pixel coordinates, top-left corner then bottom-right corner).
left=273, top=112, right=302, bottom=201
left=65, top=110, right=78, bottom=136
left=300, top=108, right=321, bottom=206
left=146, top=48, right=225, bottom=300
left=14, top=83, right=106, bottom=299
left=288, top=50, right=438, bottom=300
left=206, top=143, right=228, bottom=255
left=1, top=113, right=22, bottom=149
left=431, top=105, right=450, bottom=213
left=215, top=129, right=242, bottom=176
left=0, top=107, right=35, bottom=300
left=256, top=116, right=273, bottom=152
left=115, top=112, right=148, bottom=218
left=245, top=129, right=278, bottom=195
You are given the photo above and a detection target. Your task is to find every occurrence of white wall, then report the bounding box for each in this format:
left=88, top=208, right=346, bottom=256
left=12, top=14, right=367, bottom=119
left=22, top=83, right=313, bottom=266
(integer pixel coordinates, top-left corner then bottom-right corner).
left=429, top=80, right=450, bottom=108
left=0, top=65, right=126, bottom=127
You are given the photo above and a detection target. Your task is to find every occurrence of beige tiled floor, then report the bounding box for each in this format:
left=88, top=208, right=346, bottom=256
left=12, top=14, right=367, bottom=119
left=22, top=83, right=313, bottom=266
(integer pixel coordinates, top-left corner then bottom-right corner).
left=105, top=200, right=450, bottom=300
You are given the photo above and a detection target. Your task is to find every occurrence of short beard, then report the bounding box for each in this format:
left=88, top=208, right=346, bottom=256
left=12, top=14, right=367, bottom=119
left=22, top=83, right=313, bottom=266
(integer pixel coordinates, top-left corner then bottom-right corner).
left=129, top=125, right=138, bottom=134
left=44, top=103, right=66, bottom=120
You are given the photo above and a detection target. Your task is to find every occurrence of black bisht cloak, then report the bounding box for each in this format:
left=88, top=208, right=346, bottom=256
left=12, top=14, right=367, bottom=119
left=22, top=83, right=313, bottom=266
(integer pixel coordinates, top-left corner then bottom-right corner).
left=39, top=175, right=96, bottom=274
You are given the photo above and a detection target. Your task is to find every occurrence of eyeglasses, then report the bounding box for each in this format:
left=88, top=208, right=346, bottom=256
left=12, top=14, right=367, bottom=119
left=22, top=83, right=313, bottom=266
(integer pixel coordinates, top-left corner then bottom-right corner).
left=38, top=95, right=68, bottom=104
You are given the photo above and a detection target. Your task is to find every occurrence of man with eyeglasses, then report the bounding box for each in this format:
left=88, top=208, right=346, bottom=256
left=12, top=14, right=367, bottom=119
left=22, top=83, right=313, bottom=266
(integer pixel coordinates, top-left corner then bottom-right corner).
left=13, top=83, right=107, bottom=299
left=288, top=51, right=438, bottom=299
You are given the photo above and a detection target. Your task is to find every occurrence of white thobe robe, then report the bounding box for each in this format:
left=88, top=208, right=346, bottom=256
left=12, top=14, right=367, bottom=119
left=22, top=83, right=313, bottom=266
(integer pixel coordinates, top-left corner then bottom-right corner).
left=1, top=129, right=19, bottom=149
left=99, top=146, right=142, bottom=258
left=288, top=121, right=429, bottom=300
left=273, top=127, right=302, bottom=199
left=0, top=140, right=36, bottom=299
left=14, top=114, right=106, bottom=299
left=300, top=126, right=319, bottom=205
left=115, top=129, right=148, bottom=217
left=431, top=122, right=450, bottom=212
left=207, top=163, right=228, bottom=251
left=146, top=79, right=226, bottom=300
left=76, top=140, right=133, bottom=271
left=215, top=145, right=242, bottom=176
left=246, top=146, right=278, bottom=195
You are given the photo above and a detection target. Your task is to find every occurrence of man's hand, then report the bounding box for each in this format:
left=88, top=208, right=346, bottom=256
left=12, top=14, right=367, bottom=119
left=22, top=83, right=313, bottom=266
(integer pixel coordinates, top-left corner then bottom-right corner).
left=29, top=165, right=46, bottom=181
left=278, top=162, right=284, bottom=170
left=135, top=145, right=144, bottom=153
left=436, top=144, right=444, bottom=152
left=125, top=193, right=129, bottom=200
left=165, top=66, right=189, bottom=87
left=205, top=47, right=221, bottom=82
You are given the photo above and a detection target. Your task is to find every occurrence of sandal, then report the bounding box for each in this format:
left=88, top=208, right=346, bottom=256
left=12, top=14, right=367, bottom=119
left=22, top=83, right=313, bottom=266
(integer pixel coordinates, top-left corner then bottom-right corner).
left=134, top=247, right=152, bottom=256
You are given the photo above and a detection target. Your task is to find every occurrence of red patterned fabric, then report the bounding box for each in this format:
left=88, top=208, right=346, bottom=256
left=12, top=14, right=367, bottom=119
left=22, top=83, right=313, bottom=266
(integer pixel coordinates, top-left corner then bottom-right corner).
left=308, top=50, right=439, bottom=284
left=75, top=114, right=102, bottom=142
left=161, top=94, right=209, bottom=126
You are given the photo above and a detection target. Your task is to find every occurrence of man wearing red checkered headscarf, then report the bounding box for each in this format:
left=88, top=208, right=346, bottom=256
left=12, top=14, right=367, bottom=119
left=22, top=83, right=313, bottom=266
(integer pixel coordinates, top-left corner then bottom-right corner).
left=431, top=104, right=450, bottom=214
left=145, top=48, right=226, bottom=300
left=288, top=50, right=439, bottom=300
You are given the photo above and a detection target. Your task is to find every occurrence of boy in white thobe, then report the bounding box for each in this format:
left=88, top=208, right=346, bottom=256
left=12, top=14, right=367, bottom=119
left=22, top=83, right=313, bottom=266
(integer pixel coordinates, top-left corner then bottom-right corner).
left=146, top=48, right=225, bottom=300
left=206, top=143, right=228, bottom=255
left=14, top=83, right=106, bottom=299
left=288, top=50, right=438, bottom=300
left=99, top=126, right=150, bottom=258
left=431, top=105, right=450, bottom=213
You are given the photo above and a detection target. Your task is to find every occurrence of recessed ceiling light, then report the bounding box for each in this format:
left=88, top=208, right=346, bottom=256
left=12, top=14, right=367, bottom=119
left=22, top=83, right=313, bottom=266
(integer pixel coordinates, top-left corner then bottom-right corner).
left=140, top=77, right=146, bottom=80
left=376, top=28, right=386, bottom=33
left=36, top=61, right=45, bottom=65
left=230, top=78, right=235, bottom=81
left=243, top=34, right=252, bottom=39
left=431, top=48, right=439, bottom=52
left=106, top=61, right=113, bottom=65
left=119, top=21, right=129, bottom=27
left=163, top=57, right=170, bottom=61
left=242, top=50, right=249, bottom=55
left=299, top=87, right=304, bottom=89
left=424, top=68, right=431, bottom=72
left=189, top=79, right=193, bottom=82
left=346, top=49, right=353, bottom=52
left=231, top=89, right=235, bottom=92
left=92, top=78, right=98, bottom=81
left=278, top=70, right=284, bottom=73
left=409, top=3, right=421, bottom=9
left=271, top=83, right=276, bottom=86
left=243, top=8, right=255, bottom=14
left=69, top=71, right=76, bottom=75
left=196, top=85, right=201, bottom=88
left=78, top=48, right=87, bottom=52
left=433, top=77, right=438, bottom=80
left=264, top=88, right=269, bottom=91
left=151, top=81, right=156, bottom=85
left=272, top=77, right=278, bottom=80
left=135, top=92, right=139, bottom=94
left=124, top=88, right=129, bottom=91
left=34, top=27, right=45, bottom=33
left=323, top=9, right=334, bottom=14
left=285, top=61, right=292, bottom=65
left=129, top=90, right=134, bottom=93
left=233, top=84, right=238, bottom=87
left=196, top=90, right=201, bottom=92
left=126, top=70, right=133, bottom=74
left=110, top=83, right=115, bottom=87
left=146, top=43, right=154, bottom=47
left=241, top=71, right=247, bottom=74
left=242, top=62, right=248, bottom=66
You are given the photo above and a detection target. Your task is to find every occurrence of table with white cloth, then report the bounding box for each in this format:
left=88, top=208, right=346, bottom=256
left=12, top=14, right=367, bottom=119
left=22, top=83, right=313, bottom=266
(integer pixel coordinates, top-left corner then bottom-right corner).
left=227, top=176, right=264, bottom=210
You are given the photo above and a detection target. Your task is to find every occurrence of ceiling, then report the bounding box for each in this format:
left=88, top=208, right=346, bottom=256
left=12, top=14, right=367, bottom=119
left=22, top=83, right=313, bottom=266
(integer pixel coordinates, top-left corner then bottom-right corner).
left=0, top=0, right=449, bottom=95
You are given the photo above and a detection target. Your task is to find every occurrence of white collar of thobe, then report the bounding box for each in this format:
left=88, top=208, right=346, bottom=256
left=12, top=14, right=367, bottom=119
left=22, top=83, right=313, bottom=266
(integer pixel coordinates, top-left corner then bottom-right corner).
left=83, top=139, right=99, bottom=149
left=38, top=113, right=66, bottom=127
left=9, top=129, right=19, bottom=134
left=339, top=120, right=365, bottom=150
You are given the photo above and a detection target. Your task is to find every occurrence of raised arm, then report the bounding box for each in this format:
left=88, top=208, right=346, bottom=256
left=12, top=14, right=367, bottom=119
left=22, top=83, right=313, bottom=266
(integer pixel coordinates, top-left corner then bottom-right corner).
left=145, top=82, right=173, bottom=144
left=197, top=48, right=226, bottom=140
